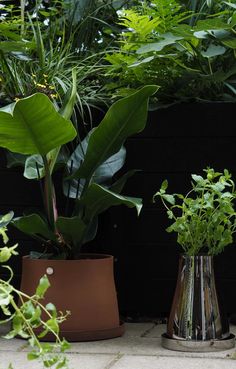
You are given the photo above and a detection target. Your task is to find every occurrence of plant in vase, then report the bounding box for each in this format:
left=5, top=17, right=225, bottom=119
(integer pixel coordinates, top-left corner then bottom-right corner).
left=0, top=212, right=70, bottom=369
left=153, top=167, right=236, bottom=351
left=0, top=84, right=157, bottom=341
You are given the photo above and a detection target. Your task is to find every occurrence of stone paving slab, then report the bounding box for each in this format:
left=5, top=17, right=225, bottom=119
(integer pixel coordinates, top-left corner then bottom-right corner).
left=0, top=352, right=116, bottom=369
left=0, top=337, right=27, bottom=352
left=144, top=323, right=165, bottom=338
left=68, top=336, right=235, bottom=358
left=110, top=355, right=236, bottom=369
left=122, top=323, right=155, bottom=337
left=67, top=324, right=235, bottom=359
left=0, top=323, right=236, bottom=369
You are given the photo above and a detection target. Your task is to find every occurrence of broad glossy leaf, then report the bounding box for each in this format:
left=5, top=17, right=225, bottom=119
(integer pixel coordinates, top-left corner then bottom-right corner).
left=12, top=214, right=57, bottom=242
left=79, top=183, right=143, bottom=222
left=82, top=217, right=98, bottom=244
left=193, top=30, right=208, bottom=39
left=24, top=155, right=44, bottom=179
left=70, top=85, right=157, bottom=181
left=24, top=148, right=70, bottom=179
left=56, top=216, right=87, bottom=247
left=194, top=19, right=232, bottom=31
left=65, top=132, right=126, bottom=198
left=137, top=33, right=183, bottom=54
left=0, top=93, right=77, bottom=155
left=130, top=56, right=154, bottom=67
left=201, top=44, right=226, bottom=58
left=110, top=170, right=138, bottom=194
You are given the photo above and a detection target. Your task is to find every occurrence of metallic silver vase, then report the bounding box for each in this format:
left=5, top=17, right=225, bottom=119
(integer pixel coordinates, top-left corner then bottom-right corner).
left=167, top=255, right=230, bottom=341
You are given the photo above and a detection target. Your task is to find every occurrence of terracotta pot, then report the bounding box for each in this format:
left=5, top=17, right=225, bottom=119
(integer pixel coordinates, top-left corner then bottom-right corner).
left=20, top=254, right=125, bottom=341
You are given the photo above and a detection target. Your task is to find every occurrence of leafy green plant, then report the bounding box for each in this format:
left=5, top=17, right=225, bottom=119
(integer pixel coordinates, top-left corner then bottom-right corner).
left=0, top=212, right=70, bottom=369
left=153, top=167, right=236, bottom=256
left=104, top=0, right=236, bottom=107
left=0, top=84, right=157, bottom=259
left=0, top=0, right=122, bottom=121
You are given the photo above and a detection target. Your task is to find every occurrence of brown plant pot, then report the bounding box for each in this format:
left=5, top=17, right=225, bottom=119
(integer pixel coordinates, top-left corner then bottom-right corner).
left=20, top=254, right=125, bottom=341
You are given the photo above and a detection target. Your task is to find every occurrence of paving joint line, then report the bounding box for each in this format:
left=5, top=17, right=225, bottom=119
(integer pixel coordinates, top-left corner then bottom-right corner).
left=103, top=353, right=124, bottom=369
left=141, top=322, right=158, bottom=337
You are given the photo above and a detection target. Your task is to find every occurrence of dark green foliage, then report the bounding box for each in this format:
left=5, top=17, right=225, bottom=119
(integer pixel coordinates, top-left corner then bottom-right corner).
left=0, top=0, right=121, bottom=113
left=104, top=0, right=236, bottom=107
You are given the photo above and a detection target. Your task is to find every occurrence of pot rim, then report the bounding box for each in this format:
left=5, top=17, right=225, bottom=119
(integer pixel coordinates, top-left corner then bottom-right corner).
left=180, top=253, right=214, bottom=258
left=22, top=253, right=114, bottom=262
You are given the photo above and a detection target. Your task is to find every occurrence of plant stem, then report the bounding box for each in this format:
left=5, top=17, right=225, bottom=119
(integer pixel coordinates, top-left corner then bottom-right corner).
left=42, top=156, right=57, bottom=232
left=20, top=0, right=25, bottom=36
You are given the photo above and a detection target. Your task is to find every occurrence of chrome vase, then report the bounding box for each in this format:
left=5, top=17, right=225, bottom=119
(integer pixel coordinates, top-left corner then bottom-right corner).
left=167, top=255, right=229, bottom=341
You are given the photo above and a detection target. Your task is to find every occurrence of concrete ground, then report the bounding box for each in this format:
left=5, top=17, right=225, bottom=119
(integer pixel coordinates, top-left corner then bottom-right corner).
left=1, top=323, right=236, bottom=369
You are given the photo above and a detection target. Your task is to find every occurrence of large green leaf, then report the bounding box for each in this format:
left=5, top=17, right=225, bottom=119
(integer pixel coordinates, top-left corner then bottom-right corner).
left=64, top=131, right=126, bottom=198
left=23, top=148, right=69, bottom=179
left=110, top=170, right=139, bottom=194
left=23, top=155, right=44, bottom=179
left=201, top=44, right=226, bottom=58
left=137, top=33, right=183, bottom=54
left=12, top=214, right=57, bottom=242
left=194, top=19, right=233, bottom=31
left=70, top=85, right=157, bottom=182
left=79, top=183, right=143, bottom=223
left=0, top=93, right=77, bottom=155
left=56, top=216, right=87, bottom=248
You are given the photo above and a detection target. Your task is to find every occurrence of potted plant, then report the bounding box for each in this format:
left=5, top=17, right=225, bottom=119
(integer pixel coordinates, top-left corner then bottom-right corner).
left=0, top=211, right=70, bottom=368
left=0, top=84, right=157, bottom=341
left=153, top=167, right=236, bottom=351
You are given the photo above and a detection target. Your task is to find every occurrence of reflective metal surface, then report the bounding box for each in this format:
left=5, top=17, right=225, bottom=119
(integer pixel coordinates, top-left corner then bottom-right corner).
left=167, top=255, right=230, bottom=341
left=162, top=333, right=235, bottom=352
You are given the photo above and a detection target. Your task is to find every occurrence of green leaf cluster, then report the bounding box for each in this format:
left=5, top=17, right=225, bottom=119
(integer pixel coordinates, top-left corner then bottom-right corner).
left=0, top=214, right=70, bottom=369
left=104, top=0, right=236, bottom=106
left=153, top=168, right=236, bottom=256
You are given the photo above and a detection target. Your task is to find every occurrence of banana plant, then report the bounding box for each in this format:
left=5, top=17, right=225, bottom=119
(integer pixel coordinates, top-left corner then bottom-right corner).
left=0, top=85, right=157, bottom=259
